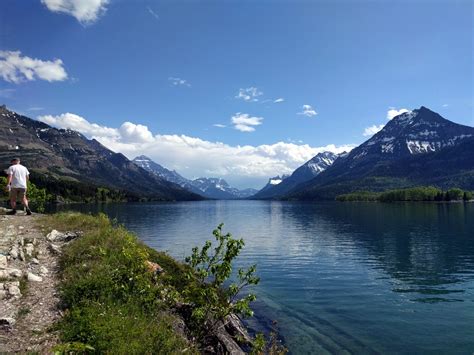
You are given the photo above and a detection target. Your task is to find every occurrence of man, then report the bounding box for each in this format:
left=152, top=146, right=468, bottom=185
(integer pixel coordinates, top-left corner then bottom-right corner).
left=5, top=158, right=32, bottom=215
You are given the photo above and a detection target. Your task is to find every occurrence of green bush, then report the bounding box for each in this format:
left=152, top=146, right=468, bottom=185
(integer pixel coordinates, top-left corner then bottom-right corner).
left=184, top=224, right=260, bottom=334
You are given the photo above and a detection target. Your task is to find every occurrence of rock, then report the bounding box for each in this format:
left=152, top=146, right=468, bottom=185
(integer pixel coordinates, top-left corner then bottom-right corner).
left=39, top=266, right=48, bottom=275
left=19, top=249, right=25, bottom=261
left=0, top=254, right=7, bottom=269
left=225, top=314, right=253, bottom=345
left=9, top=245, right=18, bottom=259
left=48, top=243, right=61, bottom=255
left=0, top=317, right=16, bottom=328
left=46, top=230, right=63, bottom=242
left=25, top=243, right=34, bottom=257
left=216, top=331, right=245, bottom=355
left=19, top=237, right=24, bottom=246
left=7, top=284, right=21, bottom=298
left=0, top=270, right=8, bottom=278
left=8, top=268, right=22, bottom=278
left=0, top=290, right=7, bottom=300
left=6, top=281, right=19, bottom=287
left=31, top=258, right=39, bottom=265
left=27, top=272, right=42, bottom=282
left=145, top=260, right=164, bottom=275
left=0, top=282, right=4, bottom=289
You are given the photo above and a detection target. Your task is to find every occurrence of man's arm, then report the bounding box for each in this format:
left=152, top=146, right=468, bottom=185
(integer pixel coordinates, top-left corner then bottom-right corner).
left=6, top=173, right=12, bottom=185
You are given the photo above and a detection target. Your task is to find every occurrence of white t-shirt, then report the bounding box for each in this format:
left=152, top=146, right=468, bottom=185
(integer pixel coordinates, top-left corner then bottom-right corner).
left=6, top=164, right=30, bottom=189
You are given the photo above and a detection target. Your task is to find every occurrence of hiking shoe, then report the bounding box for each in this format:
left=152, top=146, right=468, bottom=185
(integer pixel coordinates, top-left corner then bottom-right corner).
left=7, top=209, right=16, bottom=215
left=26, top=208, right=32, bottom=215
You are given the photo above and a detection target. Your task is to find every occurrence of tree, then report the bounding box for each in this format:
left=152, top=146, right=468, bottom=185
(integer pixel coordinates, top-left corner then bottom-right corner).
left=184, top=224, right=260, bottom=335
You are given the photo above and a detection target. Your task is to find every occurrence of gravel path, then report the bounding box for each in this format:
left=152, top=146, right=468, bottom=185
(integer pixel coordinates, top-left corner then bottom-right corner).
left=0, top=211, right=62, bottom=353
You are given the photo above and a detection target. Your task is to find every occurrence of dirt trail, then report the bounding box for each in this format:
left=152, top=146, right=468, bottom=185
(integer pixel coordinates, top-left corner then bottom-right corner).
left=0, top=211, right=62, bottom=353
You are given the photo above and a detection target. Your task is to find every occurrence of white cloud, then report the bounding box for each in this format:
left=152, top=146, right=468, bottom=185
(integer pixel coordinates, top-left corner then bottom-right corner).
left=0, top=51, right=68, bottom=84
left=27, top=107, right=44, bottom=111
left=169, top=77, right=191, bottom=87
left=147, top=6, right=159, bottom=20
left=41, top=0, right=109, bottom=24
left=231, top=113, right=263, bottom=132
left=274, top=98, right=284, bottom=103
left=298, top=104, right=317, bottom=117
left=38, top=113, right=119, bottom=138
left=442, top=104, right=449, bottom=108
left=363, top=124, right=385, bottom=137
left=36, top=112, right=355, bottom=188
left=235, top=87, right=262, bottom=102
left=387, top=107, right=410, bottom=120
left=213, top=124, right=226, bottom=128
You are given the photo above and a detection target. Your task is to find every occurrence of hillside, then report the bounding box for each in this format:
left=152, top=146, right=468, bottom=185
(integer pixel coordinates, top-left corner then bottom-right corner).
left=0, top=106, right=202, bottom=201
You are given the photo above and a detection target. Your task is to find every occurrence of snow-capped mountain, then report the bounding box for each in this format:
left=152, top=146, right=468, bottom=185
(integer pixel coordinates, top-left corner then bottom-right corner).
left=252, top=152, right=340, bottom=199
left=132, top=155, right=189, bottom=186
left=350, top=106, right=474, bottom=160
left=286, top=106, right=474, bottom=200
left=133, top=156, right=258, bottom=199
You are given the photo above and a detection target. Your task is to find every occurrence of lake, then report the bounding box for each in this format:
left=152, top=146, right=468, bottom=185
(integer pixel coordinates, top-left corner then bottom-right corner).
left=53, top=201, right=474, bottom=354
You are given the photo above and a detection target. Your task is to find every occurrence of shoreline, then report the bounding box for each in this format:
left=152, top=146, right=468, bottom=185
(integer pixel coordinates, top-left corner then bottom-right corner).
left=0, top=211, right=270, bottom=353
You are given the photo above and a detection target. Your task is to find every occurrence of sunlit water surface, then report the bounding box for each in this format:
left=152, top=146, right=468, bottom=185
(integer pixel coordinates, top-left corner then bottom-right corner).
left=54, top=201, right=474, bottom=354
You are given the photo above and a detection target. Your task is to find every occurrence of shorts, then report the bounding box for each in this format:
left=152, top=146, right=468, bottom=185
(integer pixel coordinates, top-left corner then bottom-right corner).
left=10, top=188, right=26, bottom=200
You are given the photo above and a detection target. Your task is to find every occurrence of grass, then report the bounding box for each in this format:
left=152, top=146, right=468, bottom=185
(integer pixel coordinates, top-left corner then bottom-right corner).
left=40, top=212, right=198, bottom=354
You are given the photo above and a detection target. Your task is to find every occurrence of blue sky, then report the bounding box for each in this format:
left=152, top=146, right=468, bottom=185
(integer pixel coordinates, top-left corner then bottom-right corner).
left=0, top=0, right=472, bottom=188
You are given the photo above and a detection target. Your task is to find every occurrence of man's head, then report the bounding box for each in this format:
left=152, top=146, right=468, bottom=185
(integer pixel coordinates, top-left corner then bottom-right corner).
left=10, top=158, right=20, bottom=165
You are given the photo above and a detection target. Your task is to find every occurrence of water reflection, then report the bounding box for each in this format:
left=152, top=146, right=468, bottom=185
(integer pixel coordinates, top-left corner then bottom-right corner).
left=52, top=201, right=474, bottom=354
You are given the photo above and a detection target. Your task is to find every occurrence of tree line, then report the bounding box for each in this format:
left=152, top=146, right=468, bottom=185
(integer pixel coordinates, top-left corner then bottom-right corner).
left=336, top=186, right=474, bottom=202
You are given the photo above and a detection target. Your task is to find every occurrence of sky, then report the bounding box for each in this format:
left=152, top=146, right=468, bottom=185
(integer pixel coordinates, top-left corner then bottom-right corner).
left=0, top=0, right=472, bottom=189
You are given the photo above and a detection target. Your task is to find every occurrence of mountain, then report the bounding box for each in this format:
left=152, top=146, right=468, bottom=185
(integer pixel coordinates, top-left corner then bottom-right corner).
left=286, top=106, right=474, bottom=200
left=254, top=175, right=290, bottom=197
left=252, top=151, right=339, bottom=199
left=133, top=155, right=258, bottom=199
left=132, top=155, right=190, bottom=187
left=0, top=106, right=202, bottom=201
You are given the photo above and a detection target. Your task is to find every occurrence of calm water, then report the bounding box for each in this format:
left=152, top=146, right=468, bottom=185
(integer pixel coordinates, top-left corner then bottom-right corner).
left=54, top=201, right=474, bottom=354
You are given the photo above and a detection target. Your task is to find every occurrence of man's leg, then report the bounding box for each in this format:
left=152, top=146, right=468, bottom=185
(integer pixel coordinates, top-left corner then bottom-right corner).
left=22, top=192, right=32, bottom=215
left=8, top=189, right=17, bottom=215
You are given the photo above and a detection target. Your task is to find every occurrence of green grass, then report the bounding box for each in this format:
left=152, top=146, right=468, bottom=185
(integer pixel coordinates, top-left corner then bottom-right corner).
left=41, top=212, right=197, bottom=354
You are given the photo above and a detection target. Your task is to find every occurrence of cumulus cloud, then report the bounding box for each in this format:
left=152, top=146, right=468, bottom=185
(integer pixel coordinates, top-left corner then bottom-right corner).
left=387, top=107, right=410, bottom=120
left=235, top=87, right=263, bottom=102
left=274, top=98, right=284, bottom=103
left=363, top=124, right=385, bottom=137
left=38, top=113, right=118, bottom=138
left=298, top=104, right=317, bottom=117
left=0, top=51, right=68, bottom=84
left=169, top=77, right=191, bottom=87
left=36, top=112, right=355, bottom=187
left=41, top=0, right=109, bottom=24
left=231, top=113, right=263, bottom=132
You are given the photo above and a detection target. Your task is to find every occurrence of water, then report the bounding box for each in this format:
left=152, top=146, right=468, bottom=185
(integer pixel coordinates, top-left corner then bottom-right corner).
left=53, top=201, right=474, bottom=354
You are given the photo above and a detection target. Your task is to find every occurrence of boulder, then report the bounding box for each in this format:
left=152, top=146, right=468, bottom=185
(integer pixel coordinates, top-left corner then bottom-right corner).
left=7, top=284, right=21, bottom=298
left=0, top=254, right=7, bottom=269
left=8, top=268, right=22, bottom=278
left=25, top=243, right=34, bottom=257
left=46, top=230, right=63, bottom=242
left=9, top=245, right=18, bottom=259
left=39, top=266, right=49, bottom=276
left=27, top=272, right=43, bottom=282
left=0, top=317, right=16, bottom=329
left=48, top=243, right=61, bottom=255
left=0, top=290, right=7, bottom=300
